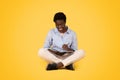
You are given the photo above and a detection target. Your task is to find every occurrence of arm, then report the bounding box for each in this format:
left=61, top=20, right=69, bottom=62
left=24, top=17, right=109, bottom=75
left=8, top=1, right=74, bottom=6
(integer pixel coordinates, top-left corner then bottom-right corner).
left=43, top=30, right=53, bottom=48
left=70, top=32, right=78, bottom=51
left=44, top=30, right=59, bottom=54
left=62, top=32, right=78, bottom=52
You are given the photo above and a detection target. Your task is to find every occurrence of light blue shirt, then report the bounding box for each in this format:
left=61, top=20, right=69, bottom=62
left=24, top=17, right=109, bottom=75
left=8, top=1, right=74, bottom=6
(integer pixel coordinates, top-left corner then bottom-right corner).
left=43, top=27, right=78, bottom=52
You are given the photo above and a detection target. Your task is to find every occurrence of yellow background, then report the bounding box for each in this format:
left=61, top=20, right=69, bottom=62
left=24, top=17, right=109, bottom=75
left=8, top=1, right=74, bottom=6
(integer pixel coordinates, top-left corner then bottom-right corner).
left=0, top=0, right=120, bottom=80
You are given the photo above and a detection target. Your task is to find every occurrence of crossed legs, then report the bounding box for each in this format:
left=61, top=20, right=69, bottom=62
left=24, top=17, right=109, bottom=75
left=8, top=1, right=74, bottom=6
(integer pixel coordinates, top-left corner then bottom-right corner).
left=38, top=48, right=85, bottom=67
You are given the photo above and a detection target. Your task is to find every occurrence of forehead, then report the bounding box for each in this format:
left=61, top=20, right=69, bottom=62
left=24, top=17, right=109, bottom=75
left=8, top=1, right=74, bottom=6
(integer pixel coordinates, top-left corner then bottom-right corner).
left=55, top=20, right=65, bottom=24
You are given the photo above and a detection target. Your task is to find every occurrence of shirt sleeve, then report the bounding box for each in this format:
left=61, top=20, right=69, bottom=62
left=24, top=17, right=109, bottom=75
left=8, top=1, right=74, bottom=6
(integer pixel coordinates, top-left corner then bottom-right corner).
left=43, top=30, right=53, bottom=48
left=70, top=32, right=78, bottom=50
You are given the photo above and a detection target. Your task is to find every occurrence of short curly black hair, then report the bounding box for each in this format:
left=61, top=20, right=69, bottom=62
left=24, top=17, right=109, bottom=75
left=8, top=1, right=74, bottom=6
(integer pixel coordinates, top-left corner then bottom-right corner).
left=53, top=12, right=66, bottom=22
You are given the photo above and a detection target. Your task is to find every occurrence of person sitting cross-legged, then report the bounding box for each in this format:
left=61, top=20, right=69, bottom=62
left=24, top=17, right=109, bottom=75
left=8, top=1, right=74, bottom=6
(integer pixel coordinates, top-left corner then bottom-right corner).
left=38, top=12, right=85, bottom=70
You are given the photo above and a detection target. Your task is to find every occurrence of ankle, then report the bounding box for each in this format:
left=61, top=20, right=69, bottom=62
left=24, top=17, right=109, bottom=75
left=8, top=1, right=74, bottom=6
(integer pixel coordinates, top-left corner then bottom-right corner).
left=57, top=62, right=64, bottom=68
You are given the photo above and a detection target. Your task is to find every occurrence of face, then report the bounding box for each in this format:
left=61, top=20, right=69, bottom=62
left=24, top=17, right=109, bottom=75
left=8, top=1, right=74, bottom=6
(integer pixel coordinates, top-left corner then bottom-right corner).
left=55, top=20, right=66, bottom=31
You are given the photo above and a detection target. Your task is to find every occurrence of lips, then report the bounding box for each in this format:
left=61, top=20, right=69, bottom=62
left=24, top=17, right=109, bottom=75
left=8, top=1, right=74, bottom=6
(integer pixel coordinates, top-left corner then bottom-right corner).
left=59, top=28, right=63, bottom=30
left=58, top=27, right=64, bottom=31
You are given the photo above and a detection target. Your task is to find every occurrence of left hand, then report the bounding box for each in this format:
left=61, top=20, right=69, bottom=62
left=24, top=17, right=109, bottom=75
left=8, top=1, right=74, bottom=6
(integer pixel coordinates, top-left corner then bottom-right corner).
left=62, top=44, right=69, bottom=50
left=62, top=44, right=75, bottom=52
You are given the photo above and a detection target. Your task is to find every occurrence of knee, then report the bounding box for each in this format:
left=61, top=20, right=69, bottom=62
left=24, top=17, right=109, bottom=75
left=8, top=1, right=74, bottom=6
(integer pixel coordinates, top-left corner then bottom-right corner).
left=38, top=48, right=47, bottom=57
left=75, top=49, right=85, bottom=58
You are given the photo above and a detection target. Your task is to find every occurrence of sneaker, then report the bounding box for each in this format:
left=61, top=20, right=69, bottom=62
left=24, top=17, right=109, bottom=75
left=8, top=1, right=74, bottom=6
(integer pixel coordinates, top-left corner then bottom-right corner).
left=46, top=63, right=58, bottom=70
left=65, top=64, right=74, bottom=70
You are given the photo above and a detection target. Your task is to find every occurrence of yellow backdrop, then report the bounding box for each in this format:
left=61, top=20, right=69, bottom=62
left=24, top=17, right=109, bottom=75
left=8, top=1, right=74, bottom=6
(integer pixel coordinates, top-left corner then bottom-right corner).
left=0, top=0, right=120, bottom=80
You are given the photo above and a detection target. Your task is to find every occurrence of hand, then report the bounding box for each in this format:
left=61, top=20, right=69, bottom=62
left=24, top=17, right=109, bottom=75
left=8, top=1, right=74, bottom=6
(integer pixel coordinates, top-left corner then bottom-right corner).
left=62, top=44, right=75, bottom=52
left=62, top=44, right=69, bottom=50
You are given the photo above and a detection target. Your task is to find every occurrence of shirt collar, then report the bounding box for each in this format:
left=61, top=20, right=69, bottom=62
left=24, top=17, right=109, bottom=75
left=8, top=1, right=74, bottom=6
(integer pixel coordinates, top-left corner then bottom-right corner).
left=54, top=26, right=70, bottom=34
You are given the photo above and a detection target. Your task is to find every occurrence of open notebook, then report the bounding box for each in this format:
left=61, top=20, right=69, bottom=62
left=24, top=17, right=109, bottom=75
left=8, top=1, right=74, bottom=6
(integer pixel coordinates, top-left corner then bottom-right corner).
left=48, top=48, right=74, bottom=53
